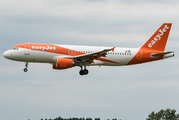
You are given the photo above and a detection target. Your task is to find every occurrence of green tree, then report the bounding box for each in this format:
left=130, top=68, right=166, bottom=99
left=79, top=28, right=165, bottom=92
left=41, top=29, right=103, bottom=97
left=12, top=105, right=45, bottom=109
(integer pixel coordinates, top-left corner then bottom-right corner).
left=86, top=118, right=93, bottom=120
left=146, top=108, right=179, bottom=120
left=55, top=116, right=63, bottom=120
left=79, top=117, right=84, bottom=120
left=95, top=118, right=100, bottom=120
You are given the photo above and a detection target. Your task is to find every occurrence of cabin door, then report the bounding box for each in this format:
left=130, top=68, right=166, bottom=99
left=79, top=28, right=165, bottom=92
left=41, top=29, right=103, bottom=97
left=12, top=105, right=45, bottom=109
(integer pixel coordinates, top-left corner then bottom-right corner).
left=24, top=45, right=30, bottom=55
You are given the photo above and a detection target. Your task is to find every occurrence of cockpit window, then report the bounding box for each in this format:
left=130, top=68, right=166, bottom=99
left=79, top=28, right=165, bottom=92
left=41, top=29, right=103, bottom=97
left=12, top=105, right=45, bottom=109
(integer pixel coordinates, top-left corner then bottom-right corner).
left=11, top=48, right=19, bottom=50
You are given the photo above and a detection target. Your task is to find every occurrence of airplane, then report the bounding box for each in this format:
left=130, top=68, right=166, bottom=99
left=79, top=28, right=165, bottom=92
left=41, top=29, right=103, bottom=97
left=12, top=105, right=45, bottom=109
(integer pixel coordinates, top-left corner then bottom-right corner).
left=3, top=23, right=174, bottom=75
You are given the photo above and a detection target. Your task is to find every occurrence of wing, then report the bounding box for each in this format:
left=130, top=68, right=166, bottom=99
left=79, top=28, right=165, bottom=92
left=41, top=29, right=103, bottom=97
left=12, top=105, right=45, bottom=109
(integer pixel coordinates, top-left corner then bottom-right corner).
left=67, top=47, right=116, bottom=65
left=74, top=47, right=115, bottom=59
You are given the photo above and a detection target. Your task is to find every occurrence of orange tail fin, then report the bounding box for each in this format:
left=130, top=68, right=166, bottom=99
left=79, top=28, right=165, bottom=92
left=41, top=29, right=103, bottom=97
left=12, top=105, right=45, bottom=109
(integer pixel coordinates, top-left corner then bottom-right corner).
left=141, top=23, right=172, bottom=51
left=127, top=23, right=172, bottom=65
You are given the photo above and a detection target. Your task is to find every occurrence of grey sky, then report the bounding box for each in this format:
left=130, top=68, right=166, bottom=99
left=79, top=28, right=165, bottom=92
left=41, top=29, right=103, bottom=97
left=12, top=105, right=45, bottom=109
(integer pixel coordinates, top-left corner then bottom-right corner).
left=0, top=0, right=179, bottom=120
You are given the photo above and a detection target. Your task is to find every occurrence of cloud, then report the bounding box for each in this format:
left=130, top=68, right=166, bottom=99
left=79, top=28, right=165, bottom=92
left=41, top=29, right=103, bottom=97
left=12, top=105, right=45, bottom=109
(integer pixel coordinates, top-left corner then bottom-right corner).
left=0, top=0, right=179, bottom=120
left=1, top=0, right=179, bottom=47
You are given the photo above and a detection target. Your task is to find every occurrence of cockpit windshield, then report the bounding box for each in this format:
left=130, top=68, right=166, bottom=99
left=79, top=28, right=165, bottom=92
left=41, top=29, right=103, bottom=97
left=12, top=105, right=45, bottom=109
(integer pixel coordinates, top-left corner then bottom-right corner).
left=11, top=47, right=19, bottom=50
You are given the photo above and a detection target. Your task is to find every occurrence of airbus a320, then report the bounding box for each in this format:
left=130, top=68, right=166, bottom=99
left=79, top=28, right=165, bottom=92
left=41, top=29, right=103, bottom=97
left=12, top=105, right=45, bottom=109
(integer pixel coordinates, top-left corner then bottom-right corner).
left=3, top=23, right=174, bottom=75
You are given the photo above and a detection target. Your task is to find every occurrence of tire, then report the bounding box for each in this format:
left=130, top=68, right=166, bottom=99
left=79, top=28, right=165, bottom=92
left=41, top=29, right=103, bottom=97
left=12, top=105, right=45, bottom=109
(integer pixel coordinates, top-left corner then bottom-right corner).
left=24, top=68, right=28, bottom=72
left=79, top=70, right=84, bottom=75
left=83, top=69, right=89, bottom=75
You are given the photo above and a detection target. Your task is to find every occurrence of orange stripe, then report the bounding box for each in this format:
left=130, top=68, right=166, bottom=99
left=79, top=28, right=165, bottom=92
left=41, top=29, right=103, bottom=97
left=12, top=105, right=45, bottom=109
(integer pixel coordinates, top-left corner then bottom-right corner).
left=97, top=58, right=119, bottom=64
left=14, top=43, right=119, bottom=64
left=127, top=48, right=163, bottom=65
left=13, top=43, right=85, bottom=56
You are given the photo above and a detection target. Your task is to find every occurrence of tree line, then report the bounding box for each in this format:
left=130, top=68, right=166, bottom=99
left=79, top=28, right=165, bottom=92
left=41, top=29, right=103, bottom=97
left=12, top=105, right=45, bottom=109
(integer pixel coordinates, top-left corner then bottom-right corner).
left=28, top=108, right=179, bottom=120
left=33, top=117, right=118, bottom=120
left=34, top=117, right=116, bottom=120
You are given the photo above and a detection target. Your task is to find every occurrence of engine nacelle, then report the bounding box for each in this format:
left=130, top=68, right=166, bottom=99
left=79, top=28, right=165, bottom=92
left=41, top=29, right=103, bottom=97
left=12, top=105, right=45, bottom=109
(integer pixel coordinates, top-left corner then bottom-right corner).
left=53, top=58, right=74, bottom=70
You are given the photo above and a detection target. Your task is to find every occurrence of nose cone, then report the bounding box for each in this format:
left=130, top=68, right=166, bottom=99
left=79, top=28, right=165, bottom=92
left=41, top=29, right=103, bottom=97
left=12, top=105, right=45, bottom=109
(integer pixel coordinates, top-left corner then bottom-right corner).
left=3, top=50, right=11, bottom=59
left=3, top=51, right=8, bottom=58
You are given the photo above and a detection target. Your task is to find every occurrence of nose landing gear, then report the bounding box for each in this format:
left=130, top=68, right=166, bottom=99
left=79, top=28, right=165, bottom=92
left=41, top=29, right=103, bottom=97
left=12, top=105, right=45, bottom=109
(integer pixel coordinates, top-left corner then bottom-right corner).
left=24, top=62, right=28, bottom=72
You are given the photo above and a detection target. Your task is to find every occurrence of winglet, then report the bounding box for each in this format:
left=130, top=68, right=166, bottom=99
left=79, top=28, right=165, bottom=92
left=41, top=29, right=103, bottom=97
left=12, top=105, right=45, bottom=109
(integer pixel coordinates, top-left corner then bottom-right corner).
left=111, top=47, right=115, bottom=52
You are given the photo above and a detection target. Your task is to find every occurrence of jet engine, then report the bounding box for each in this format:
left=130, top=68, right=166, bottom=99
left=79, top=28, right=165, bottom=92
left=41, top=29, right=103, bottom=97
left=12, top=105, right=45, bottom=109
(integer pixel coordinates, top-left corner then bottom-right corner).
left=53, top=58, right=74, bottom=70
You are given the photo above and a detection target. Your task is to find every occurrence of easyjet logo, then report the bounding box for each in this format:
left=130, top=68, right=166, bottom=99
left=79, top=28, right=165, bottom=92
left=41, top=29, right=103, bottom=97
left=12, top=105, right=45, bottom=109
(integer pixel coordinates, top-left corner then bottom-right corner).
left=148, top=25, right=169, bottom=48
left=31, top=46, right=56, bottom=50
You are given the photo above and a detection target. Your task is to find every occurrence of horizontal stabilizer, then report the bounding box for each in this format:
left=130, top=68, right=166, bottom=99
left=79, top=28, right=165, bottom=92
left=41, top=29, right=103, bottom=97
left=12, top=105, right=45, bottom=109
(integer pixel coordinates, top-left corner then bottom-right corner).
left=151, top=51, right=174, bottom=58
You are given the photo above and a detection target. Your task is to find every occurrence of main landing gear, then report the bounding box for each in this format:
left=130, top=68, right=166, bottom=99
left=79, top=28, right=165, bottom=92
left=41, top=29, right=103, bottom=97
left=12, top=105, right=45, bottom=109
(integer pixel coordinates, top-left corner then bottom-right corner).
left=24, top=62, right=28, bottom=72
left=79, top=66, right=89, bottom=75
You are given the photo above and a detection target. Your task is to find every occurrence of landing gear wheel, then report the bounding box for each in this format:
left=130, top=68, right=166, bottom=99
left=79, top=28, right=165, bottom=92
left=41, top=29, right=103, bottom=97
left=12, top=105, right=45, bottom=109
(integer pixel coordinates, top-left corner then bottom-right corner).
left=79, top=69, right=89, bottom=75
left=24, top=68, right=28, bottom=72
left=24, top=62, right=28, bottom=72
left=83, top=69, right=89, bottom=75
left=79, top=65, right=89, bottom=76
left=79, top=70, right=84, bottom=75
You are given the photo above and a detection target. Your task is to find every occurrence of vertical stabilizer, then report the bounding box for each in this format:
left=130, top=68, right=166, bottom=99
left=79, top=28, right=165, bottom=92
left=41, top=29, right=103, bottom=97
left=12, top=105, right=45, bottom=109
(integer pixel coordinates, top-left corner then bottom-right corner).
left=127, top=23, right=172, bottom=65
left=141, top=23, right=172, bottom=51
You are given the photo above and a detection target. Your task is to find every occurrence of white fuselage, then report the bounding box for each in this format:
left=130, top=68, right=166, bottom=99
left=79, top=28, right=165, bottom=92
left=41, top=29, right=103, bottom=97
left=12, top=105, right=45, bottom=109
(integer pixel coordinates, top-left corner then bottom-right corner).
left=3, top=44, right=139, bottom=66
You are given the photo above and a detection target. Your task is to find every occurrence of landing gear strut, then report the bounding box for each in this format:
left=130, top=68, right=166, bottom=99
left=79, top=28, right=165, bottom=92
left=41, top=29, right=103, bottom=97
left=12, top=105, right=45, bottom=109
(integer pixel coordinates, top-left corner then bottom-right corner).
left=24, top=62, right=28, bottom=72
left=79, top=65, right=89, bottom=75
